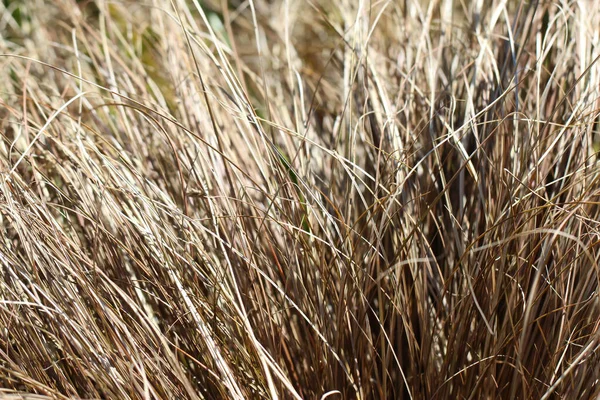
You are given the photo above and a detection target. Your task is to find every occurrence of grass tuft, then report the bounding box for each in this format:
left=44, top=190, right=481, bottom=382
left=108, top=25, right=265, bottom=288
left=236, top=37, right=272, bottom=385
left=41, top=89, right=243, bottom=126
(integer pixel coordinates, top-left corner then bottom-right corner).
left=1, top=0, right=600, bottom=398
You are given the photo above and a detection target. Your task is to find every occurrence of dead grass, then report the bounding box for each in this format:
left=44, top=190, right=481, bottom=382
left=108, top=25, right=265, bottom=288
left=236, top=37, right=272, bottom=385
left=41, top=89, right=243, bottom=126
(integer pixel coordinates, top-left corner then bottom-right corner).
left=1, top=0, right=600, bottom=398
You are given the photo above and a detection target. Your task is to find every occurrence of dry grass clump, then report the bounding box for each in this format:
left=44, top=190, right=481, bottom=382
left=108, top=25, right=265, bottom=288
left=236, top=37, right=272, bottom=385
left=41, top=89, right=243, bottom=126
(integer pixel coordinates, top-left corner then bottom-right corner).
left=1, top=0, right=600, bottom=398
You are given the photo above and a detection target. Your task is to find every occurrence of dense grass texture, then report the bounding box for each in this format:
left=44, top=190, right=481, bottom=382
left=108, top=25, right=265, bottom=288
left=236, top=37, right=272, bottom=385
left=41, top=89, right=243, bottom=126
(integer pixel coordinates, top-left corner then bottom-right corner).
left=1, top=0, right=600, bottom=398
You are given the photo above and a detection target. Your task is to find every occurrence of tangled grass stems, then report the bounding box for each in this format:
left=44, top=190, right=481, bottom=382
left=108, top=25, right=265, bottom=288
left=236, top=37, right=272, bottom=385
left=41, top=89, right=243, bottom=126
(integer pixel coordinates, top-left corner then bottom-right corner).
left=1, top=0, right=600, bottom=398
